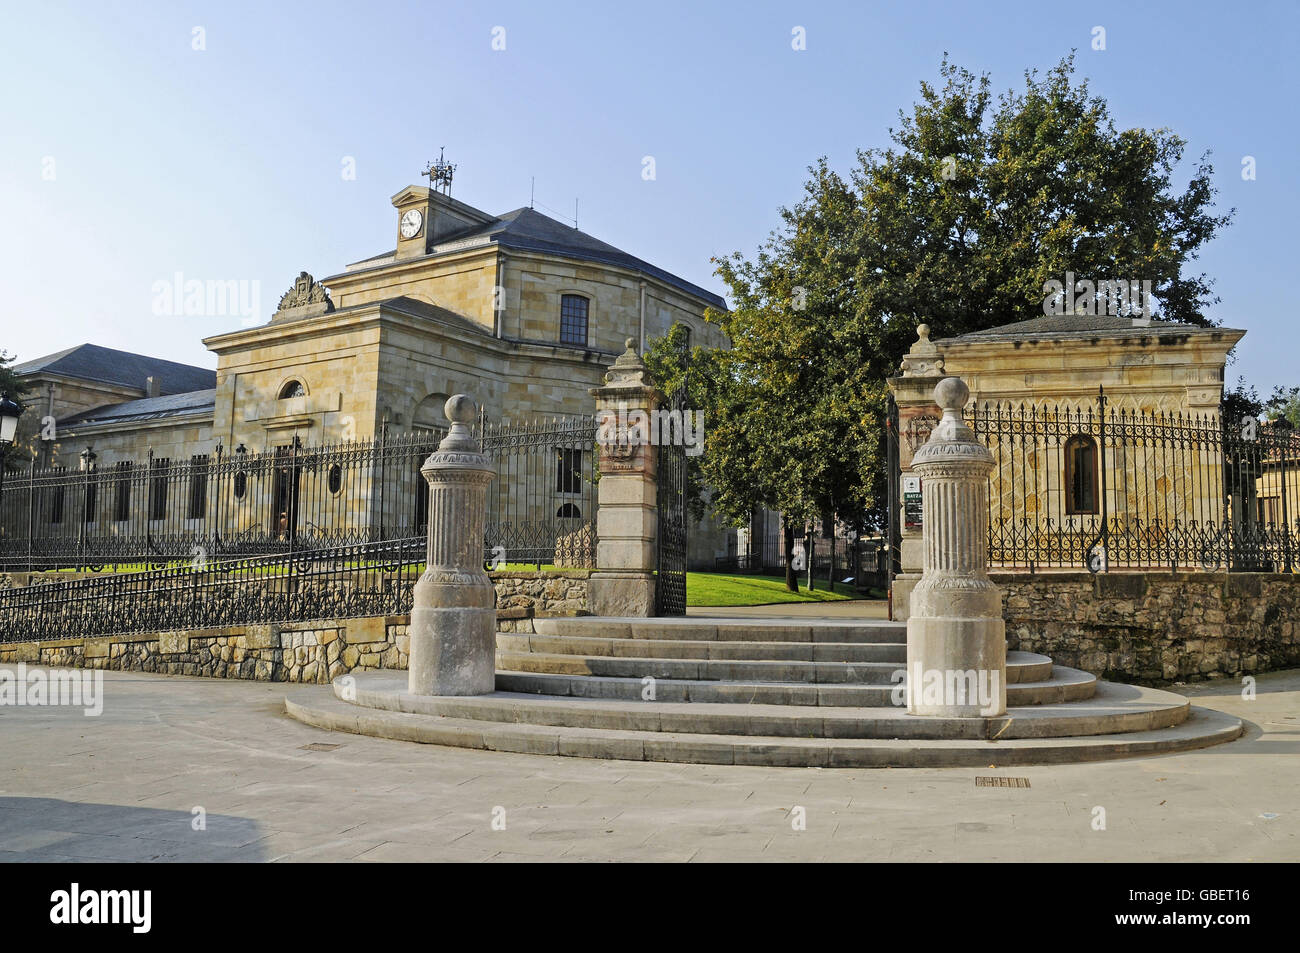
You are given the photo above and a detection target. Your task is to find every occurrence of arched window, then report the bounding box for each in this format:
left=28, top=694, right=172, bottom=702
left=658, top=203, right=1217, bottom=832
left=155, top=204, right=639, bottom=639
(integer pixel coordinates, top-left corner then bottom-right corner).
left=1065, top=434, right=1099, bottom=515
left=279, top=380, right=306, bottom=399
left=560, top=294, right=589, bottom=347
left=556, top=503, right=582, bottom=519
left=412, top=392, right=451, bottom=432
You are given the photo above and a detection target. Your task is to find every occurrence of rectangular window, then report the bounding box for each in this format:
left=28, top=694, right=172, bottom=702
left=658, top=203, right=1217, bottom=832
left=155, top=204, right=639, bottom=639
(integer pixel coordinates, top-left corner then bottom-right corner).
left=187, top=454, right=209, bottom=520
left=148, top=458, right=170, bottom=521
left=1065, top=437, right=1098, bottom=515
left=113, top=462, right=132, bottom=522
left=559, top=294, right=589, bottom=347
left=556, top=448, right=582, bottom=494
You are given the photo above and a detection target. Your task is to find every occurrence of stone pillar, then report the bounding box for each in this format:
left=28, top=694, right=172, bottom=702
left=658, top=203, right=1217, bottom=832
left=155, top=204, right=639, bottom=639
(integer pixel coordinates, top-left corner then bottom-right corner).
left=408, top=394, right=496, bottom=696
left=906, top=377, right=1006, bottom=717
left=588, top=339, right=661, bottom=617
left=887, top=324, right=947, bottom=620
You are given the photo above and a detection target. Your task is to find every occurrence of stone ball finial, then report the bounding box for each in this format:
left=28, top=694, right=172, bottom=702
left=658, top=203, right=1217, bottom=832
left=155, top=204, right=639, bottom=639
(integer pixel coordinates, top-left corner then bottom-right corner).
left=934, top=376, right=969, bottom=412
left=917, top=323, right=930, bottom=342
left=625, top=337, right=636, bottom=351
left=444, top=394, right=478, bottom=425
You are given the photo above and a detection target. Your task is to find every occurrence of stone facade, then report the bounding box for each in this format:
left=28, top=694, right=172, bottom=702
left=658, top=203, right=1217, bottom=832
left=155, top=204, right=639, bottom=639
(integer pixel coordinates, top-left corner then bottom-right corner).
left=14, top=181, right=735, bottom=568
left=997, top=571, right=1300, bottom=683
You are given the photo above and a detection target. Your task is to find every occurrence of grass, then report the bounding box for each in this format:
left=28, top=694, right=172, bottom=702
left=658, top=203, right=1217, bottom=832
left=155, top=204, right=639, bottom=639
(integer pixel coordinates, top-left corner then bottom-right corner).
left=687, top=572, right=875, bottom=607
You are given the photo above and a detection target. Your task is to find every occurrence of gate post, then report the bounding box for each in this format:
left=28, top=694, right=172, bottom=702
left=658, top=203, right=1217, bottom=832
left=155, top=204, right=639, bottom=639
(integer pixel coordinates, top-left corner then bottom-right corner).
left=589, top=339, right=661, bottom=617
left=887, top=324, right=948, bottom=620
left=906, top=377, right=1005, bottom=717
left=408, top=394, right=496, bottom=695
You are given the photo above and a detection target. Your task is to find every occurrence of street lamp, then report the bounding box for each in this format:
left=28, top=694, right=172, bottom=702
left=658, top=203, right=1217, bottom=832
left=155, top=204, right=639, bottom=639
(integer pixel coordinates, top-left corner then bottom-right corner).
left=0, top=392, right=20, bottom=447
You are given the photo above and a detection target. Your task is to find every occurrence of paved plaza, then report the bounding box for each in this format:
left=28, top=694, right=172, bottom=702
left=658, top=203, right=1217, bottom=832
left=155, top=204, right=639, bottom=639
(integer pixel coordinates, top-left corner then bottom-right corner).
left=0, top=644, right=1294, bottom=862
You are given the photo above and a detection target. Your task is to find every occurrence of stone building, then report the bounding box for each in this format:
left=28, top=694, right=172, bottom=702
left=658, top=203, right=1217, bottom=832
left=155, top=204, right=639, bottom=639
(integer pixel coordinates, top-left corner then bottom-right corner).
left=10, top=178, right=735, bottom=567
left=888, top=314, right=1251, bottom=615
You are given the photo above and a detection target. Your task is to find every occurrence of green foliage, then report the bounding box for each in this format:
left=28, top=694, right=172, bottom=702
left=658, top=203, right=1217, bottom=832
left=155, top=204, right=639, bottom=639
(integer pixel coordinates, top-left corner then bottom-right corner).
left=0, top=350, right=30, bottom=407
left=674, top=53, right=1233, bottom=535
left=1265, top=386, right=1300, bottom=429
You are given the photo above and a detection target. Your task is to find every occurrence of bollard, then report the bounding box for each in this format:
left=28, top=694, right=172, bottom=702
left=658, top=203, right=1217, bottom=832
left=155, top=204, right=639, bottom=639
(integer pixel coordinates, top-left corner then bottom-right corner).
left=906, top=377, right=1006, bottom=717
left=408, top=394, right=496, bottom=696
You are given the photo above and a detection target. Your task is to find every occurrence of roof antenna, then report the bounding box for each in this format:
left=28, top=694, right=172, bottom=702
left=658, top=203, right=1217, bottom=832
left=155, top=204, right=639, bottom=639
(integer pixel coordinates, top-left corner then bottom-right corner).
left=530, top=176, right=535, bottom=210
left=574, top=197, right=578, bottom=230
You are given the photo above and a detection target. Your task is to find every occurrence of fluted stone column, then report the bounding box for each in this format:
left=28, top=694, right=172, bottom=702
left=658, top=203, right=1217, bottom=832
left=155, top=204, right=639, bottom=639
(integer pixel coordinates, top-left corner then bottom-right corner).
left=408, top=394, right=496, bottom=696
left=906, top=377, right=1006, bottom=717
left=588, top=339, right=661, bottom=617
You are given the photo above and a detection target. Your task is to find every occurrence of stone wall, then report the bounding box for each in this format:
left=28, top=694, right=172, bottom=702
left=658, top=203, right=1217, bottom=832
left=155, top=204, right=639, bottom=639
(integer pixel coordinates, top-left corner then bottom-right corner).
left=0, top=615, right=409, bottom=684
left=995, top=571, right=1300, bottom=683
left=0, top=570, right=589, bottom=681
left=491, top=570, right=590, bottom=617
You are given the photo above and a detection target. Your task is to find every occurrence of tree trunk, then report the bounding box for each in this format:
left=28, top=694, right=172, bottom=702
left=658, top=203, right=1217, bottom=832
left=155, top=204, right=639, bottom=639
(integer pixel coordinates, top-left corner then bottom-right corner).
left=806, top=524, right=815, bottom=591
left=783, top=518, right=798, bottom=592
left=829, top=523, right=836, bottom=593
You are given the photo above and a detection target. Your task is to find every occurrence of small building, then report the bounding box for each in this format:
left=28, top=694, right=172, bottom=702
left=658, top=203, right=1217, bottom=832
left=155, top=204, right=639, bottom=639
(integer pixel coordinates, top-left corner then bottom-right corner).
left=888, top=314, right=1267, bottom=613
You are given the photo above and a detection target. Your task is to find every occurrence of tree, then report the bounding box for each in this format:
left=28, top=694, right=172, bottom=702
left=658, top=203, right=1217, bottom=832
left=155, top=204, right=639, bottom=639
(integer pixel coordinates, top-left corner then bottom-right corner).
left=678, top=54, right=1233, bottom=588
left=0, top=350, right=33, bottom=473
left=1265, top=386, right=1300, bottom=429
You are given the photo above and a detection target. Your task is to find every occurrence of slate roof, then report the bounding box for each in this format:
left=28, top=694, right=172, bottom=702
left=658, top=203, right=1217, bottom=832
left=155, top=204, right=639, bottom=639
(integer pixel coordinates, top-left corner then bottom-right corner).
left=938, top=314, right=1239, bottom=343
left=14, top=344, right=217, bottom=394
left=60, top=389, right=216, bottom=427
left=348, top=205, right=727, bottom=310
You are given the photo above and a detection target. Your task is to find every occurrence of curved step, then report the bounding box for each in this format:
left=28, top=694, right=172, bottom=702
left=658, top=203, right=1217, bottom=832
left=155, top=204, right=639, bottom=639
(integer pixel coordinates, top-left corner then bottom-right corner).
left=495, top=649, right=1053, bottom=685
left=325, top=672, right=1185, bottom=740
left=533, top=617, right=906, bottom=644
left=493, top=663, right=1093, bottom=707
left=498, top=633, right=908, bottom=663
left=284, top=692, right=1241, bottom=768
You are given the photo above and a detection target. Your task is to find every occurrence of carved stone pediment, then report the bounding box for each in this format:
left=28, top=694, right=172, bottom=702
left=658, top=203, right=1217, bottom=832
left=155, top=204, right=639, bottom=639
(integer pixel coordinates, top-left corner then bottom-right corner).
left=273, top=272, right=335, bottom=322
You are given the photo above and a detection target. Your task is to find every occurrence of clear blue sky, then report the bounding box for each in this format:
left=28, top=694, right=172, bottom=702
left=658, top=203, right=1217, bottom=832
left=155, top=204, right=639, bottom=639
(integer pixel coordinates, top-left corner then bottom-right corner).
left=2, top=0, right=1295, bottom=395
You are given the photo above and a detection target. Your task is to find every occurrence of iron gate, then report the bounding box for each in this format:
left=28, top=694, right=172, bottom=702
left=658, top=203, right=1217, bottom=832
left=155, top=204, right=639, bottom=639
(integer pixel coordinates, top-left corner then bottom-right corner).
left=655, top=382, right=688, bottom=615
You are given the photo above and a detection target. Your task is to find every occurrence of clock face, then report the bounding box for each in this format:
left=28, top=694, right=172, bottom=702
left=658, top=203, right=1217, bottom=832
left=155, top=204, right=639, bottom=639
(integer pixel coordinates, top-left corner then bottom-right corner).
left=400, top=208, right=423, bottom=239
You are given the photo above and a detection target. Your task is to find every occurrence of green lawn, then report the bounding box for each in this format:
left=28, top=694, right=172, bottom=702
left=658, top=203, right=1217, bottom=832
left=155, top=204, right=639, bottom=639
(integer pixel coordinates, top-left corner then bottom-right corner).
left=687, top=572, right=873, bottom=607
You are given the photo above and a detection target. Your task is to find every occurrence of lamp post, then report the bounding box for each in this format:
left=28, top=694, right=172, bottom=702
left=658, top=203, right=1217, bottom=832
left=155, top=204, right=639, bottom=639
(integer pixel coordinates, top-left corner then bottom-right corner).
left=78, top=445, right=97, bottom=569
left=0, top=394, right=24, bottom=556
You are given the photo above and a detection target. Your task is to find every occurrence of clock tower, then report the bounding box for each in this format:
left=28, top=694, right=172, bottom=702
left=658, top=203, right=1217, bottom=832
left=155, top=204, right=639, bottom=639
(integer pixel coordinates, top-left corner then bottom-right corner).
left=392, top=153, right=494, bottom=260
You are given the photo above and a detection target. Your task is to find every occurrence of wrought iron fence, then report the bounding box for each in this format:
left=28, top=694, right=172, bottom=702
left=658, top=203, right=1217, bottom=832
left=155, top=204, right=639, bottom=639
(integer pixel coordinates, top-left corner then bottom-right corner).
left=479, top=415, right=598, bottom=568
left=0, top=536, right=425, bottom=643
left=966, top=389, right=1299, bottom=572
left=0, top=416, right=599, bottom=572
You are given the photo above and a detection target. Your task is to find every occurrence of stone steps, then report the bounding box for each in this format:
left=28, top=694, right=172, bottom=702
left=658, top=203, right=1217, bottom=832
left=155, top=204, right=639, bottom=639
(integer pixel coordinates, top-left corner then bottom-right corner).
left=532, top=617, right=907, bottom=644
left=284, top=683, right=1242, bottom=768
left=493, top=664, right=1095, bottom=707
left=283, top=613, right=1243, bottom=768
left=322, top=673, right=1189, bottom=740
left=494, top=649, right=1054, bottom=685
left=497, top=633, right=908, bottom=663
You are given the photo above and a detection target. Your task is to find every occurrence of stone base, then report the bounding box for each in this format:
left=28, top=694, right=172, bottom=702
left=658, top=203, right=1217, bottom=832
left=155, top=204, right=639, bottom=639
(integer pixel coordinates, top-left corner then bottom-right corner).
left=408, top=606, right=496, bottom=695
left=891, top=573, right=920, bottom=621
left=906, top=615, right=1007, bottom=717
left=588, top=572, right=655, bottom=618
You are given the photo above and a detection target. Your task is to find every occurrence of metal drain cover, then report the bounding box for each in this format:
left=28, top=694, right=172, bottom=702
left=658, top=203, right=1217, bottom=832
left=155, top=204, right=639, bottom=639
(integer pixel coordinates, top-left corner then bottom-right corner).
left=975, top=776, right=1030, bottom=788
left=300, top=742, right=343, bottom=752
